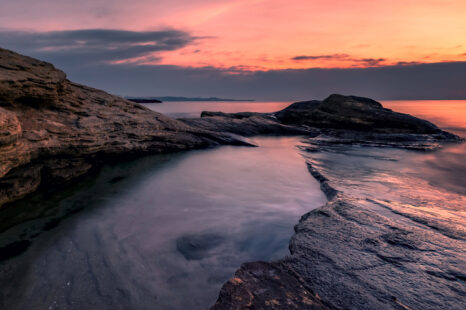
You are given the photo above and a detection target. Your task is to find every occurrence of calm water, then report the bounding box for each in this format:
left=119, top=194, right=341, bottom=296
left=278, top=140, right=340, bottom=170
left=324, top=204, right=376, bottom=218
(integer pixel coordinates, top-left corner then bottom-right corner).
left=142, top=101, right=290, bottom=118
left=0, top=99, right=465, bottom=310
left=0, top=136, right=325, bottom=309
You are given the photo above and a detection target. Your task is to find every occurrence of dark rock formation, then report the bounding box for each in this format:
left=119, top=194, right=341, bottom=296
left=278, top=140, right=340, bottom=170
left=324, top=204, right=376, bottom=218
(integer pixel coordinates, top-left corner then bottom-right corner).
left=211, top=261, right=330, bottom=310
left=180, top=111, right=313, bottom=136
left=276, top=94, right=442, bottom=133
left=176, top=232, right=225, bottom=260
left=181, top=95, right=460, bottom=149
left=0, top=48, right=249, bottom=206
left=126, top=98, right=163, bottom=103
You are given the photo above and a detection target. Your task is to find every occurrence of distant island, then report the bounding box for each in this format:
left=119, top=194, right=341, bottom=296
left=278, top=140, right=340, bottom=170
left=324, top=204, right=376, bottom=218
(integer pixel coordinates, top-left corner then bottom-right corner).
left=126, top=98, right=162, bottom=103
left=125, top=96, right=255, bottom=103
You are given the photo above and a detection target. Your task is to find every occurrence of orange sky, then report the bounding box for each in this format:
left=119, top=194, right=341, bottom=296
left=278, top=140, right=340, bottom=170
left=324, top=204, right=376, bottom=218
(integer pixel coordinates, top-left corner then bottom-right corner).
left=1, top=0, right=465, bottom=70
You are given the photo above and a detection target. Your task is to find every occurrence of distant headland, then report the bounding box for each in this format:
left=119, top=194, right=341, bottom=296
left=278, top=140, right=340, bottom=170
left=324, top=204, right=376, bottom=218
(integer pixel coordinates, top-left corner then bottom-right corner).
left=125, top=96, right=255, bottom=103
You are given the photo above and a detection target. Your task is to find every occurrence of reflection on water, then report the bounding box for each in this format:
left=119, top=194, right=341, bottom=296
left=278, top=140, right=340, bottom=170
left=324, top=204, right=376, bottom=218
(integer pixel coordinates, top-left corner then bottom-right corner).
left=383, top=100, right=466, bottom=197
left=303, top=100, right=466, bottom=209
left=0, top=137, right=325, bottom=310
left=383, top=100, right=466, bottom=132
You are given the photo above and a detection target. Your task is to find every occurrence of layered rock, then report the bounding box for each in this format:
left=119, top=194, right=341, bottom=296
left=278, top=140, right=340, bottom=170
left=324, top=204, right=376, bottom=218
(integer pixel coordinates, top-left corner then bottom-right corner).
left=180, top=111, right=313, bottom=136
left=0, top=48, right=247, bottom=206
left=212, top=161, right=466, bottom=310
left=211, top=261, right=330, bottom=310
left=183, top=95, right=460, bottom=149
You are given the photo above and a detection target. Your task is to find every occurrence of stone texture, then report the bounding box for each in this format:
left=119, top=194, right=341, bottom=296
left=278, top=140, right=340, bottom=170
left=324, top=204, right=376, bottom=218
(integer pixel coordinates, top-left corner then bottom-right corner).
left=180, top=111, right=313, bottom=136
left=211, top=261, right=330, bottom=310
left=276, top=94, right=443, bottom=133
left=182, top=95, right=461, bottom=149
left=213, top=165, right=466, bottom=310
left=0, top=48, right=248, bottom=206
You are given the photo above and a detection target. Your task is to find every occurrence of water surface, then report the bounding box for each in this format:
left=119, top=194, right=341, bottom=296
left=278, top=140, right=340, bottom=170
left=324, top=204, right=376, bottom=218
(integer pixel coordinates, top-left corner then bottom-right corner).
left=143, top=100, right=290, bottom=118
left=0, top=136, right=325, bottom=310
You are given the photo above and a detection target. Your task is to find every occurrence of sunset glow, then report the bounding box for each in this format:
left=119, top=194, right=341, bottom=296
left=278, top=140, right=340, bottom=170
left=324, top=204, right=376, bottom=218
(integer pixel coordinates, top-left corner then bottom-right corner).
left=1, top=0, right=465, bottom=70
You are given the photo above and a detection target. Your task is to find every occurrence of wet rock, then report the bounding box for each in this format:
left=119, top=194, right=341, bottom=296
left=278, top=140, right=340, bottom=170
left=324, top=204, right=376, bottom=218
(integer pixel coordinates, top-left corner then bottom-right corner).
left=181, top=95, right=462, bottom=149
left=0, top=240, right=31, bottom=261
left=276, top=94, right=445, bottom=134
left=213, top=163, right=466, bottom=310
left=180, top=112, right=313, bottom=137
left=0, top=48, right=250, bottom=206
left=176, top=233, right=224, bottom=260
left=211, top=261, right=330, bottom=310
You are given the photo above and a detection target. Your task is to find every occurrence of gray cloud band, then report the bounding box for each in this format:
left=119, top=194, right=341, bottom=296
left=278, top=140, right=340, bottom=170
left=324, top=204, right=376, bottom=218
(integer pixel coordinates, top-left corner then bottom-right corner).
left=0, top=29, right=194, bottom=64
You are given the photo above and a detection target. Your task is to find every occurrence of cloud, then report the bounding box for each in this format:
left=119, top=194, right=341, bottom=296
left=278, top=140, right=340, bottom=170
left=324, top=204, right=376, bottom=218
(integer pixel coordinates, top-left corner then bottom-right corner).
left=0, top=29, right=195, bottom=65
left=292, top=54, right=386, bottom=67
left=354, top=58, right=386, bottom=66
left=395, top=61, right=422, bottom=66
left=1, top=31, right=464, bottom=101
left=291, top=54, right=349, bottom=61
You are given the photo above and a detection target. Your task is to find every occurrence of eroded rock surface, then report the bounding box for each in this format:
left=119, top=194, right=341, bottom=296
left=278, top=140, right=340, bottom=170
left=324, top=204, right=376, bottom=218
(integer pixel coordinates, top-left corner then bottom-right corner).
left=0, top=48, right=248, bottom=206
left=180, top=111, right=313, bottom=136
left=183, top=95, right=461, bottom=149
left=211, top=261, right=330, bottom=310
left=212, top=148, right=466, bottom=310
left=276, top=94, right=442, bottom=133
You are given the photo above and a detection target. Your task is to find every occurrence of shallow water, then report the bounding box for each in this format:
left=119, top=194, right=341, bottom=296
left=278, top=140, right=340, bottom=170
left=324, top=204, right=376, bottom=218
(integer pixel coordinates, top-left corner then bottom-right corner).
left=0, top=136, right=325, bottom=310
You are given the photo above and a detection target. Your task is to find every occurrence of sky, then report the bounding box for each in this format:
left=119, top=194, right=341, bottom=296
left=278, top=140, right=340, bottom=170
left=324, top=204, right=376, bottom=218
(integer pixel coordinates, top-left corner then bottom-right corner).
left=0, top=0, right=465, bottom=100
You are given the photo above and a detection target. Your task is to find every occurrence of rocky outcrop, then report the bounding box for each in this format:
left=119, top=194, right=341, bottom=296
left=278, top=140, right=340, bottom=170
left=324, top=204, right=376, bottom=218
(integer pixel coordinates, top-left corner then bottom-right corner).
left=211, top=261, right=330, bottom=310
left=180, top=111, right=313, bottom=136
left=212, top=161, right=466, bottom=310
left=182, top=95, right=461, bottom=149
left=208, top=97, right=464, bottom=309
left=0, top=48, right=248, bottom=206
left=276, top=94, right=441, bottom=133
left=2, top=47, right=464, bottom=309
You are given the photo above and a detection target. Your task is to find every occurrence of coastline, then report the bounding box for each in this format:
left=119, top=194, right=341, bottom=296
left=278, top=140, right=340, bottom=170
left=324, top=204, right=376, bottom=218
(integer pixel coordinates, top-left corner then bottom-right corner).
left=212, top=139, right=466, bottom=310
left=1, top=49, right=465, bottom=309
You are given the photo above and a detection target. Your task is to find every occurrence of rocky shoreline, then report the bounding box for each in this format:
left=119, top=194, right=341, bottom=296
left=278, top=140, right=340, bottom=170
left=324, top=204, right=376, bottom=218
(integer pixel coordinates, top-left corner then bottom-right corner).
left=1, top=48, right=460, bottom=207
left=1, top=48, right=464, bottom=309
left=0, top=48, right=251, bottom=207
left=212, top=157, right=466, bottom=309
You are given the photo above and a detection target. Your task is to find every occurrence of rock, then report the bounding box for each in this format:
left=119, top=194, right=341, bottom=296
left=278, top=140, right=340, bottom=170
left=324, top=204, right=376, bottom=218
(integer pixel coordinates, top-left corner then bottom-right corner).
left=176, top=232, right=224, bottom=260
left=211, top=261, right=330, bottom=310
left=209, top=96, right=463, bottom=309
left=0, top=48, right=250, bottom=206
left=212, top=162, right=466, bottom=310
left=126, top=98, right=163, bottom=103
left=180, top=111, right=313, bottom=136
left=275, top=94, right=445, bottom=134
left=180, top=95, right=461, bottom=149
